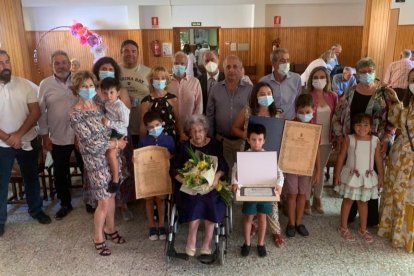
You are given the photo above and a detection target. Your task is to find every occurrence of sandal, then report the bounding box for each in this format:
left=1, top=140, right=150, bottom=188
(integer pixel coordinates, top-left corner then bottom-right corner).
left=94, top=241, right=111, bottom=256
left=104, top=231, right=126, bottom=244
left=358, top=229, right=374, bottom=244
left=338, top=227, right=356, bottom=242
left=273, top=233, right=285, bottom=248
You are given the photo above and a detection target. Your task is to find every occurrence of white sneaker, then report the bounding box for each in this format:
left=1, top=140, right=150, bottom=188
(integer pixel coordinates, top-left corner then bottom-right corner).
left=149, top=228, right=158, bottom=241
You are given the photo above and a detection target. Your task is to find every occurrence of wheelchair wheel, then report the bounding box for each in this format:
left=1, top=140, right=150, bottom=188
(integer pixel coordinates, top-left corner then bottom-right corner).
left=225, top=205, right=233, bottom=236
left=218, top=238, right=226, bottom=265
left=165, top=239, right=174, bottom=262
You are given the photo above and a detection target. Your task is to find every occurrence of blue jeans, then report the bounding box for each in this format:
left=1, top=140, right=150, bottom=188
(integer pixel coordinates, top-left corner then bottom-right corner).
left=0, top=138, right=43, bottom=224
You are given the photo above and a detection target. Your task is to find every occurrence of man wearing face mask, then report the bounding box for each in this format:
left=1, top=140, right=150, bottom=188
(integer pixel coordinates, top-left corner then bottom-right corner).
left=301, top=50, right=336, bottom=87
left=119, top=40, right=151, bottom=148
left=168, top=51, right=202, bottom=141
left=38, top=50, right=83, bottom=220
left=260, top=48, right=302, bottom=120
left=383, top=49, right=414, bottom=100
left=197, top=51, right=225, bottom=114
left=0, top=50, right=52, bottom=236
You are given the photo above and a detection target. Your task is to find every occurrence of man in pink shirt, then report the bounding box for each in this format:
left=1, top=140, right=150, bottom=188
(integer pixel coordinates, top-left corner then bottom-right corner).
left=168, top=51, right=203, bottom=141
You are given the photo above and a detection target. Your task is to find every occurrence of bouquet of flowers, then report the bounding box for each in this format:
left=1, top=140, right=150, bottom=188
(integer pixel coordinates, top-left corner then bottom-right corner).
left=178, top=147, right=233, bottom=205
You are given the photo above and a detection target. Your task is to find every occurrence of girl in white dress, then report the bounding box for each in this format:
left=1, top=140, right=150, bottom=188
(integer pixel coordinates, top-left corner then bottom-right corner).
left=334, top=113, right=384, bottom=243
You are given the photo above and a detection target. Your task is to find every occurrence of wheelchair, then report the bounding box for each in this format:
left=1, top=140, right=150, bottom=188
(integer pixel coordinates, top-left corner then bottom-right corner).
left=164, top=192, right=233, bottom=265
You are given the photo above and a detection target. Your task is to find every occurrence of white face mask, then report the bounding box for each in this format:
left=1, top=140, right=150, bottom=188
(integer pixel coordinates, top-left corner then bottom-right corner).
left=312, top=79, right=327, bottom=90
left=205, top=61, right=218, bottom=73
left=409, top=83, right=414, bottom=94
left=277, top=63, right=290, bottom=76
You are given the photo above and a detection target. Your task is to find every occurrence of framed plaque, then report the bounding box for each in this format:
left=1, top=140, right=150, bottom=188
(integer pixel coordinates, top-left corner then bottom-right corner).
left=133, top=146, right=172, bottom=199
left=279, top=120, right=322, bottom=176
left=235, top=151, right=280, bottom=202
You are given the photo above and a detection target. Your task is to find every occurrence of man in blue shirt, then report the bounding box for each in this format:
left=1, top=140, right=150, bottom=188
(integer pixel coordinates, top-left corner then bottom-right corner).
left=332, top=67, right=357, bottom=97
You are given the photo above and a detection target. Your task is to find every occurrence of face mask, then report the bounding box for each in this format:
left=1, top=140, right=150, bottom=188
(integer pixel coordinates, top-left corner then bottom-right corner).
left=277, top=63, right=290, bottom=76
left=359, top=73, right=375, bottom=85
left=409, top=83, right=414, bottom=94
left=205, top=61, right=218, bottom=73
left=297, top=113, right=313, bottom=123
left=312, top=79, right=327, bottom=90
left=79, top=87, right=96, bottom=100
left=0, top=69, right=11, bottom=83
left=328, top=58, right=336, bottom=68
left=152, top=79, right=167, bottom=90
left=258, top=95, right=274, bottom=107
left=149, top=125, right=164, bottom=137
left=99, top=70, right=115, bottom=80
left=173, top=65, right=186, bottom=76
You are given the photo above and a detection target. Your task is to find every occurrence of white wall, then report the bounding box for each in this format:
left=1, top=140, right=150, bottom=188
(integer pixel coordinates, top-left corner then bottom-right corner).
left=390, top=0, right=414, bottom=25
left=139, top=5, right=172, bottom=29
left=23, top=6, right=137, bottom=31
left=264, top=3, right=365, bottom=27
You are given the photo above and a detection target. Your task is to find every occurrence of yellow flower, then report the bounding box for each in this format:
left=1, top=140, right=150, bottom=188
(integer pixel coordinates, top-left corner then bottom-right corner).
left=216, top=181, right=223, bottom=192
left=197, top=160, right=208, bottom=170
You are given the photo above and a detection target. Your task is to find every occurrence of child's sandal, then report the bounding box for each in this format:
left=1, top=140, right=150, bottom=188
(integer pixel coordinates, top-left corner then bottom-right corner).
left=94, top=241, right=111, bottom=256
left=338, top=227, right=356, bottom=242
left=358, top=229, right=373, bottom=244
left=104, top=231, right=126, bottom=244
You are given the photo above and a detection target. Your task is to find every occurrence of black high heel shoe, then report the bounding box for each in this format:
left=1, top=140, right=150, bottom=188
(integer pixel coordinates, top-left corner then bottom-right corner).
left=104, top=231, right=126, bottom=244
left=94, top=241, right=111, bottom=256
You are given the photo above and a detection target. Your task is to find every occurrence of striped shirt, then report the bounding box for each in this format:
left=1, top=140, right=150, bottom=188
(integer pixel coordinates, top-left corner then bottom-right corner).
left=383, top=58, right=414, bottom=89
left=105, top=99, right=130, bottom=135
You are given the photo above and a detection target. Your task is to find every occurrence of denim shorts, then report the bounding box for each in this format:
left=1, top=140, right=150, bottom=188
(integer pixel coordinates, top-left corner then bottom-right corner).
left=242, top=201, right=272, bottom=215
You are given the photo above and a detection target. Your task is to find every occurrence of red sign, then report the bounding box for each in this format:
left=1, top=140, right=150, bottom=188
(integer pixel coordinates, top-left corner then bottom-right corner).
left=151, top=17, right=159, bottom=28
left=274, top=16, right=281, bottom=27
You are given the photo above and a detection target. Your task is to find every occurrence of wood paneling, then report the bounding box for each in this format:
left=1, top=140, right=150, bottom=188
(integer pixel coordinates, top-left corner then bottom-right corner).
left=0, top=0, right=32, bottom=80
left=394, top=25, right=414, bottom=60
left=141, top=29, right=174, bottom=70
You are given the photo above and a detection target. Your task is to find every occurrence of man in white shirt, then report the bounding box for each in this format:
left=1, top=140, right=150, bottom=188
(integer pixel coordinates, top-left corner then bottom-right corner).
left=119, top=40, right=151, bottom=148
left=0, top=50, right=51, bottom=236
left=38, top=50, right=83, bottom=220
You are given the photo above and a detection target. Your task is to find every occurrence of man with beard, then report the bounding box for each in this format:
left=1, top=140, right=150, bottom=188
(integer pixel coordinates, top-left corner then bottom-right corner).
left=38, top=50, right=83, bottom=220
left=0, top=49, right=51, bottom=236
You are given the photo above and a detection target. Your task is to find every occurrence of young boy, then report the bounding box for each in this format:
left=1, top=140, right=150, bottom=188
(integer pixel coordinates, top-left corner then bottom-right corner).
left=101, top=77, right=130, bottom=192
left=284, top=94, right=320, bottom=238
left=139, top=111, right=175, bottom=240
left=231, top=123, right=284, bottom=257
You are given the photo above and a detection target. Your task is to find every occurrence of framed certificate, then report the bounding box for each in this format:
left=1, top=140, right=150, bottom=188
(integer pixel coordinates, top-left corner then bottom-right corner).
left=279, top=120, right=322, bottom=176
left=133, top=146, right=172, bottom=199
left=235, top=151, right=280, bottom=202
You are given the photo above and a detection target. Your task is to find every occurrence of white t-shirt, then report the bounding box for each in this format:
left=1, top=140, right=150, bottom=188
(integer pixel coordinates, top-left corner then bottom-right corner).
left=316, top=105, right=331, bottom=145
left=185, top=53, right=197, bottom=77
left=0, top=76, right=39, bottom=147
left=120, top=64, right=151, bottom=135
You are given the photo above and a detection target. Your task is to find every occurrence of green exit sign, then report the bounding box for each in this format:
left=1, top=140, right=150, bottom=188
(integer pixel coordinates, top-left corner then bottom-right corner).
left=191, top=22, right=202, bottom=26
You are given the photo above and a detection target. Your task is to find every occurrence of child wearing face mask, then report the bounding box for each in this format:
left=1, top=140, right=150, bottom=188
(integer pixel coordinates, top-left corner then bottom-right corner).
left=100, top=77, right=130, bottom=192
left=138, top=111, right=175, bottom=241
left=140, top=66, right=182, bottom=141
left=284, top=94, right=320, bottom=238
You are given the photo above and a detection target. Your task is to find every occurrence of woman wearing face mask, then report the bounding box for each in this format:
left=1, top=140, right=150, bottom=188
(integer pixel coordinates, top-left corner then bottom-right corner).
left=69, top=71, right=128, bottom=256
left=305, top=67, right=338, bottom=215
left=232, top=82, right=286, bottom=248
left=332, top=57, right=395, bottom=227
left=139, top=66, right=182, bottom=141
left=378, top=68, right=414, bottom=253
left=300, top=50, right=337, bottom=87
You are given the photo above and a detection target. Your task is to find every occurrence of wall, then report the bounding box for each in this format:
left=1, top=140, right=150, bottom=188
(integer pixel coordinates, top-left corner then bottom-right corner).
left=264, top=3, right=365, bottom=27
left=391, top=0, right=414, bottom=25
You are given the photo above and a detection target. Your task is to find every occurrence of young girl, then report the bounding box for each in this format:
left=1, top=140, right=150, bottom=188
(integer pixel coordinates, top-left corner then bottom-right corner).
left=334, top=113, right=384, bottom=243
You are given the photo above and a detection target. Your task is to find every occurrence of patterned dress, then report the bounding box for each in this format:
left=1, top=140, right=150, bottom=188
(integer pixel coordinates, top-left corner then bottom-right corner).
left=378, top=102, right=414, bottom=253
left=70, top=108, right=112, bottom=201
left=141, top=93, right=177, bottom=139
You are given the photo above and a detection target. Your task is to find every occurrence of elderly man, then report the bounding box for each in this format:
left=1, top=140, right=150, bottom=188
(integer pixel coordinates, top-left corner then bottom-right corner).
left=70, top=58, right=80, bottom=73
left=0, top=50, right=51, bottom=236
left=260, top=48, right=302, bottom=120
left=168, top=51, right=203, bottom=141
left=197, top=51, right=225, bottom=114
left=383, top=49, right=414, bottom=100
left=332, top=67, right=357, bottom=96
left=331, top=43, right=342, bottom=66
left=119, top=39, right=151, bottom=148
left=206, top=55, right=252, bottom=176
left=38, top=50, right=83, bottom=220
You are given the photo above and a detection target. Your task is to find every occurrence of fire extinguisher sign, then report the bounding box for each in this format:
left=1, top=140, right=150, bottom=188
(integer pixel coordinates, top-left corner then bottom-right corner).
left=151, top=17, right=159, bottom=28
left=274, top=16, right=281, bottom=27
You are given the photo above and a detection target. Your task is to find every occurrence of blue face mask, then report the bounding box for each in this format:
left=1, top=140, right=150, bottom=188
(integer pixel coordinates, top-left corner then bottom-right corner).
left=359, top=73, right=375, bottom=85
left=152, top=79, right=167, bottom=90
left=149, top=125, right=164, bottom=137
left=99, top=70, right=115, bottom=80
left=173, top=65, right=186, bottom=77
left=79, top=87, right=96, bottom=100
left=297, top=113, right=313, bottom=123
left=257, top=95, right=274, bottom=107
left=327, top=58, right=337, bottom=68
